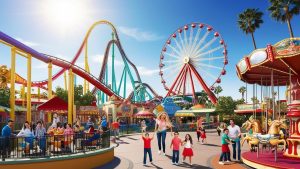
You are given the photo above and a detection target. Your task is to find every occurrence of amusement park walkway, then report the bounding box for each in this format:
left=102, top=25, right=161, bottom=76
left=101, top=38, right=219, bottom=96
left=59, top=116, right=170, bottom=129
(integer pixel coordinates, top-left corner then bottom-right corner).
left=96, top=131, right=252, bottom=169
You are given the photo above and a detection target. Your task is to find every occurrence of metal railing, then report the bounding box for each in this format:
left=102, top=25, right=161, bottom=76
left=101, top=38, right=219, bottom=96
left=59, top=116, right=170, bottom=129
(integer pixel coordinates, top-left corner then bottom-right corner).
left=0, top=130, right=110, bottom=161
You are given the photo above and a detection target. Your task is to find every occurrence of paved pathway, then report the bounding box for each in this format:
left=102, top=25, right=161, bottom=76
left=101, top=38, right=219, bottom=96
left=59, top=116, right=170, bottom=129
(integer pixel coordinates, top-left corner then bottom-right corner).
left=101, top=131, right=252, bottom=169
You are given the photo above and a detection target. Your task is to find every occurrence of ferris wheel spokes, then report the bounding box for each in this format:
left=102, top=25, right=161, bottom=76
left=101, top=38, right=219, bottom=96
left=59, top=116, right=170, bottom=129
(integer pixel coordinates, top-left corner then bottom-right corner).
left=160, top=23, right=227, bottom=105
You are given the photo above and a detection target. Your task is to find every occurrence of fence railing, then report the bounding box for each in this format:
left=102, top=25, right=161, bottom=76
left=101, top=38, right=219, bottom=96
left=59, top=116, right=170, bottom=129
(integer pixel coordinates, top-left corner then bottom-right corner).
left=0, top=130, right=110, bottom=161
left=111, top=123, right=218, bottom=136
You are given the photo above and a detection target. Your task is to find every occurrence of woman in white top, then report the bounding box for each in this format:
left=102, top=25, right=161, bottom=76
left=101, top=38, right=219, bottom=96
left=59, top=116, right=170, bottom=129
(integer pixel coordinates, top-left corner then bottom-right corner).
left=154, top=112, right=172, bottom=155
left=17, top=121, right=34, bottom=149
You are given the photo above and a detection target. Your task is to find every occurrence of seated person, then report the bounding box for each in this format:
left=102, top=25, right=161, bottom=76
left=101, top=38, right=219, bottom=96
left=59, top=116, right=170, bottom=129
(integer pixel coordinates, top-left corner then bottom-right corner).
left=83, top=128, right=103, bottom=146
left=17, top=122, right=34, bottom=150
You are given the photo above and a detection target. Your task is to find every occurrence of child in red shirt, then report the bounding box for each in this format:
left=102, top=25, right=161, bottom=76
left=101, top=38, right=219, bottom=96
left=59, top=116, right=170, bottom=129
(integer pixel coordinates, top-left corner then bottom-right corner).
left=170, top=131, right=182, bottom=165
left=142, top=133, right=154, bottom=165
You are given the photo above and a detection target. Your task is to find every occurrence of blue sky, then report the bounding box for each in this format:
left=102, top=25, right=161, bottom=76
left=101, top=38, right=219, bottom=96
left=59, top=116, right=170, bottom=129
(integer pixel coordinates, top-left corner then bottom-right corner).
left=0, top=0, right=299, bottom=101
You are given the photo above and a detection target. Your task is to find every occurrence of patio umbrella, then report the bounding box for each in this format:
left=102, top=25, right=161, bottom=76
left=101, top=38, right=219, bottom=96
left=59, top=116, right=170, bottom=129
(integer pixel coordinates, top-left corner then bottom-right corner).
left=134, top=110, right=155, bottom=118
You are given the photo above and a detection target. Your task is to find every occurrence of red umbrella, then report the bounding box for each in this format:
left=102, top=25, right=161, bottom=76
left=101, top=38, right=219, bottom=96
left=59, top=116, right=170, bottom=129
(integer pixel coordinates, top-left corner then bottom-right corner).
left=134, top=110, right=155, bottom=118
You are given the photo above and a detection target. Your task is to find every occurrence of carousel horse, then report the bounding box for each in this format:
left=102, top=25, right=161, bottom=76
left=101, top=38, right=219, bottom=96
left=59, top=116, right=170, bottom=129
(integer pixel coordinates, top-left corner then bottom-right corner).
left=241, top=116, right=261, bottom=149
left=264, top=119, right=287, bottom=150
left=246, top=119, right=287, bottom=152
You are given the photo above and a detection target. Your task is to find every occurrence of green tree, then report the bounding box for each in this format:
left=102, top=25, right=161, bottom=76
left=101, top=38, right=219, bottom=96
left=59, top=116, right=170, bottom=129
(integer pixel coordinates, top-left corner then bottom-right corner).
left=55, top=87, right=68, bottom=102
left=216, top=96, right=236, bottom=121
left=239, top=86, right=246, bottom=100
left=238, top=8, right=264, bottom=49
left=214, top=86, right=223, bottom=98
left=251, top=97, right=259, bottom=104
left=0, top=88, right=10, bottom=107
left=268, top=0, right=300, bottom=38
left=74, top=85, right=83, bottom=106
left=81, top=91, right=96, bottom=106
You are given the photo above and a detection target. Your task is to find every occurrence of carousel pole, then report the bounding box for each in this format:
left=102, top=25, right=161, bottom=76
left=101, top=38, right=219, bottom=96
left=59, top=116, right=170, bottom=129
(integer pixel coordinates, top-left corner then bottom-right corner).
left=265, top=77, right=268, bottom=132
left=255, top=83, right=258, bottom=119
left=278, top=80, right=280, bottom=118
left=253, top=84, right=255, bottom=118
left=289, top=68, right=292, bottom=104
left=261, top=76, right=263, bottom=123
left=271, top=69, right=275, bottom=120
left=246, top=82, right=248, bottom=103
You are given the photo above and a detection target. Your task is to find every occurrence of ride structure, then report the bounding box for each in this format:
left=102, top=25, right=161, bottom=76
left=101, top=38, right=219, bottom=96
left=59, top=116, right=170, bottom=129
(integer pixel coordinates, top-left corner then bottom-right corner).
left=0, top=20, right=160, bottom=123
left=159, top=23, right=228, bottom=105
left=236, top=37, right=300, bottom=166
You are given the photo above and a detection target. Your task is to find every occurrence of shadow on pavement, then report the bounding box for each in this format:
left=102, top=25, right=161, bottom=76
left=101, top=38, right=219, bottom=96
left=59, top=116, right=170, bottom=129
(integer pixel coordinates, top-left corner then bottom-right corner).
left=93, top=157, right=121, bottom=169
left=126, top=137, right=139, bottom=140
left=202, top=143, right=220, bottom=147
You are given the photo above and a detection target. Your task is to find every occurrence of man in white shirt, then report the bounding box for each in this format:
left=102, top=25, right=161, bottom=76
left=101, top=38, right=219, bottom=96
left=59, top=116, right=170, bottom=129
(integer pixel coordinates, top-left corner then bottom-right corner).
left=228, top=119, right=241, bottom=161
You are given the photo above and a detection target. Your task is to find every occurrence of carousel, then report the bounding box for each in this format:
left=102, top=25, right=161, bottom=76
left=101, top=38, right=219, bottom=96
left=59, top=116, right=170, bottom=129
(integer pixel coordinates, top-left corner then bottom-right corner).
left=236, top=38, right=300, bottom=168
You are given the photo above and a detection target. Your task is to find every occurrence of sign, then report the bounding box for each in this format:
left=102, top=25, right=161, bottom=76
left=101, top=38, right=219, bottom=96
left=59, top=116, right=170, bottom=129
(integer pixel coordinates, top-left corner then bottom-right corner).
left=236, top=104, right=260, bottom=110
left=121, top=105, right=131, bottom=113
left=117, top=111, right=131, bottom=117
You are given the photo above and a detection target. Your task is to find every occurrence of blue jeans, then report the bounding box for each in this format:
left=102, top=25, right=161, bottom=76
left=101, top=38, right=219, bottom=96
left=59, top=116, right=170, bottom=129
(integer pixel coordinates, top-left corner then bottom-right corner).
left=231, top=140, right=241, bottom=160
left=143, top=148, right=152, bottom=164
left=172, top=150, right=179, bottom=163
left=219, top=152, right=230, bottom=161
left=157, top=131, right=166, bottom=153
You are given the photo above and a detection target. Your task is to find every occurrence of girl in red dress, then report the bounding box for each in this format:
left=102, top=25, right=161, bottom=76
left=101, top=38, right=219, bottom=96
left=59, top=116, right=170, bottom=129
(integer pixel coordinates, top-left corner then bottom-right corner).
left=200, top=128, right=207, bottom=144
left=182, top=134, right=194, bottom=165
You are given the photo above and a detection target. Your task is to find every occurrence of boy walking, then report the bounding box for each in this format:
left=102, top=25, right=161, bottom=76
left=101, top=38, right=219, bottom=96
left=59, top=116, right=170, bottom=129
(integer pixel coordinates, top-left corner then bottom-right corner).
left=142, top=133, right=154, bottom=165
left=170, top=131, right=181, bottom=165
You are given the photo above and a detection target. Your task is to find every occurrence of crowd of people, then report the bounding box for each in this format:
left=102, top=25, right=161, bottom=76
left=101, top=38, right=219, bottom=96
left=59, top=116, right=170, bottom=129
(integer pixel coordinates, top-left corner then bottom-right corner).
left=0, top=113, right=110, bottom=159
left=141, top=113, right=208, bottom=166
left=140, top=112, right=243, bottom=167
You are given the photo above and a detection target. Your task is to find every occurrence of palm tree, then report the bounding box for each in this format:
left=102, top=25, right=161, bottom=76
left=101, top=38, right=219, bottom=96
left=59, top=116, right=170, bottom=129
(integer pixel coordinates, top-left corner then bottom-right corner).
left=238, top=8, right=264, bottom=49
left=239, top=86, right=246, bottom=100
left=196, top=90, right=208, bottom=105
left=268, top=0, right=300, bottom=38
left=251, top=97, right=259, bottom=104
left=214, top=86, right=223, bottom=98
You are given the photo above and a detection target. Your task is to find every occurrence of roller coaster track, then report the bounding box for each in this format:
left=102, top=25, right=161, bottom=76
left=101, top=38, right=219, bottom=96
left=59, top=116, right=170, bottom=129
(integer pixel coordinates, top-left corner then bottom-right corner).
left=0, top=20, right=160, bottom=102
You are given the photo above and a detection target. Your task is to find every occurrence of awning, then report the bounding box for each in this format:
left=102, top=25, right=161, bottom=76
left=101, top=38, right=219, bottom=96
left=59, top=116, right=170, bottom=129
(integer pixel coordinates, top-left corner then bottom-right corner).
left=175, top=112, right=195, bottom=117
left=37, top=96, right=68, bottom=112
left=134, top=110, right=155, bottom=118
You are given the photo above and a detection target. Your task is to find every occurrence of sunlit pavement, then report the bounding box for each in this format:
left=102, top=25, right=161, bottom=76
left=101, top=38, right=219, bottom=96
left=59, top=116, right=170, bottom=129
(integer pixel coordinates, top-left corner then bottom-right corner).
left=98, top=131, right=251, bottom=169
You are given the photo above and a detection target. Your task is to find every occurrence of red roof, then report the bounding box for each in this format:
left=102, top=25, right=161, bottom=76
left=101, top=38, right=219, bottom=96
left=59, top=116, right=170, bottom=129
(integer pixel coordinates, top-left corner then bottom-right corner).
left=37, top=96, right=68, bottom=112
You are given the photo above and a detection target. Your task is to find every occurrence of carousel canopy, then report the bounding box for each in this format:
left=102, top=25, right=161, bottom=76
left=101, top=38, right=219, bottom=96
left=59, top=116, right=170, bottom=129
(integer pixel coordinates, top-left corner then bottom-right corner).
left=37, top=96, right=68, bottom=112
left=134, top=110, right=155, bottom=118
left=236, top=38, right=300, bottom=86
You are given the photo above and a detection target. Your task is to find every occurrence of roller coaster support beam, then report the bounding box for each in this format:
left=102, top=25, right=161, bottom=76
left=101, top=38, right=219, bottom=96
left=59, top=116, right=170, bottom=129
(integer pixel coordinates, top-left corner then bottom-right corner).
left=48, top=62, right=53, bottom=99
left=26, top=54, right=32, bottom=122
left=68, top=69, right=74, bottom=124
left=10, top=47, right=16, bottom=121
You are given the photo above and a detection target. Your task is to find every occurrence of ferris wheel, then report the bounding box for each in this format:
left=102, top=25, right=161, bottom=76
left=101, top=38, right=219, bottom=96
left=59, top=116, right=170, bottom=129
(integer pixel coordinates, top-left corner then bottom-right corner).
left=159, top=23, right=228, bottom=105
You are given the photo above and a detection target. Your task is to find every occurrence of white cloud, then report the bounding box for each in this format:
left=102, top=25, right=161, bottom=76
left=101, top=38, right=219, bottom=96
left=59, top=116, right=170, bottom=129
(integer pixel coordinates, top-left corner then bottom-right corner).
left=137, top=66, right=159, bottom=76
left=119, top=26, right=163, bottom=41
left=16, top=38, right=39, bottom=47
left=91, top=54, right=123, bottom=67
